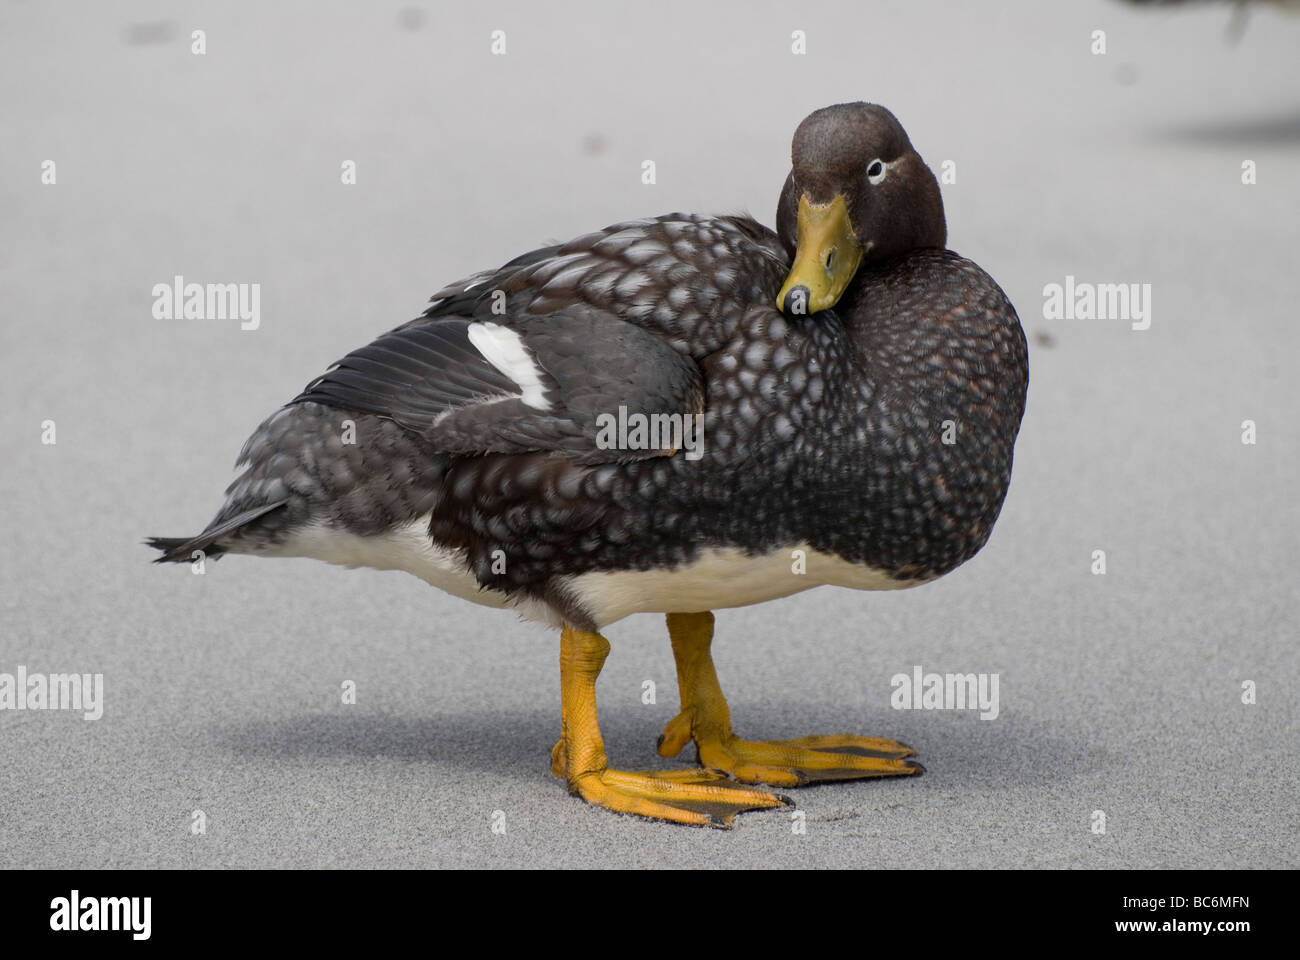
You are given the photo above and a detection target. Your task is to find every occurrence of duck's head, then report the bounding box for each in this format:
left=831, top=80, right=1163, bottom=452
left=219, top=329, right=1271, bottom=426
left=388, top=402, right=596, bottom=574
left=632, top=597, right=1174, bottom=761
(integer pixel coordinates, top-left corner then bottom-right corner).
left=776, top=102, right=947, bottom=316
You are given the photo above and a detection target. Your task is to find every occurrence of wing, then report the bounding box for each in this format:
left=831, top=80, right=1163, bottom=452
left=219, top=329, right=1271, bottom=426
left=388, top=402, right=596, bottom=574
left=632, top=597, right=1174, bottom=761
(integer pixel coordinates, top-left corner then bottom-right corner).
left=292, top=305, right=706, bottom=464
left=418, top=213, right=789, bottom=357
left=292, top=213, right=788, bottom=464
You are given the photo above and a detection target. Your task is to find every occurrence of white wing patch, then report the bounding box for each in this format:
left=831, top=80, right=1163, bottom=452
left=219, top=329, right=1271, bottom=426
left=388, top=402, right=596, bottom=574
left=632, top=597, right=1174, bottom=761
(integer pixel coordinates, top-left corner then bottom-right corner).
left=466, top=321, right=552, bottom=411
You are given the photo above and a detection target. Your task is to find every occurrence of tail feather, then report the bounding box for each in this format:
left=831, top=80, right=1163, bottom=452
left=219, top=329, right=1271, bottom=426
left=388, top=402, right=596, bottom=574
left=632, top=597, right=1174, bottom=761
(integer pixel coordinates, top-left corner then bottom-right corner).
left=146, top=500, right=288, bottom=563
left=144, top=535, right=217, bottom=563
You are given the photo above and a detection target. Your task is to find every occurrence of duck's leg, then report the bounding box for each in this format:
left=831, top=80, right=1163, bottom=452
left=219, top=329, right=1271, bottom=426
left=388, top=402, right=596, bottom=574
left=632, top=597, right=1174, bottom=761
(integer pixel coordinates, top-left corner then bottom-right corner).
left=657, top=611, right=925, bottom=787
left=549, top=625, right=789, bottom=827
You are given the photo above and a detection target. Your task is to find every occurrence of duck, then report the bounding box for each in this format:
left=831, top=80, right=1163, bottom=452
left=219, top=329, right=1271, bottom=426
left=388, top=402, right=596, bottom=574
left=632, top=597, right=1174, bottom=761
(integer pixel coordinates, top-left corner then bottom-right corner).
left=149, top=102, right=1029, bottom=828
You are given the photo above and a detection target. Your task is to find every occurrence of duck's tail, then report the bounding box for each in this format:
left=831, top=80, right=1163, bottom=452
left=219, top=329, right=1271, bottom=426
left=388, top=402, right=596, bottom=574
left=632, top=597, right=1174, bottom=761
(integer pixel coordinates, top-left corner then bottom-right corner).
left=145, top=501, right=289, bottom=563
left=147, top=402, right=451, bottom=569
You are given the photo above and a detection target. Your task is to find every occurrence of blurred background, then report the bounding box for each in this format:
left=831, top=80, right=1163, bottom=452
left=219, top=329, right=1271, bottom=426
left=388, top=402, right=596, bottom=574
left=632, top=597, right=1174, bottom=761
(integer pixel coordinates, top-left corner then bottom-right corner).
left=1, top=1, right=1296, bottom=868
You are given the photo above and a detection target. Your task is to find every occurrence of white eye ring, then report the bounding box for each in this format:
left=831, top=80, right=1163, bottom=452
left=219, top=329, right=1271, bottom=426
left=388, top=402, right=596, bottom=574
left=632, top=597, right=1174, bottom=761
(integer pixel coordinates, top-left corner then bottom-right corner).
left=867, top=159, right=886, bottom=185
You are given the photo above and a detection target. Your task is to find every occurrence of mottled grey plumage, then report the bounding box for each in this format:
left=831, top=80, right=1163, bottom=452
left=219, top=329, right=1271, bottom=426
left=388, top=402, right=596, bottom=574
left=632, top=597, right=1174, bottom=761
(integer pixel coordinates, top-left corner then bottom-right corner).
left=148, top=102, right=1028, bottom=633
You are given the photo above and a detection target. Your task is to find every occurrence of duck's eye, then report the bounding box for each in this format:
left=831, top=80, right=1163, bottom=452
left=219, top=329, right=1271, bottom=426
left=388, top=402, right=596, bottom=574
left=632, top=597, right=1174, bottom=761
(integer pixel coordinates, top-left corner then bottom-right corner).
left=866, top=159, right=886, bottom=184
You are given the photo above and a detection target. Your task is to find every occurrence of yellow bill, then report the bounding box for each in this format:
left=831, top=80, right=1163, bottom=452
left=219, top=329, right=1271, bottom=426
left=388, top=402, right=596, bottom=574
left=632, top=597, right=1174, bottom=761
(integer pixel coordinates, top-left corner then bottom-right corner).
left=776, top=193, right=864, bottom=315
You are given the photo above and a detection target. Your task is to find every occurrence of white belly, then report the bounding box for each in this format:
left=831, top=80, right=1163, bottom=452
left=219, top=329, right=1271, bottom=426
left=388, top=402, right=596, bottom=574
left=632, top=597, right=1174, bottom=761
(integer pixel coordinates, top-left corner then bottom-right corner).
left=263, top=515, right=558, bottom=626
left=263, top=516, right=920, bottom=630
left=566, top=545, right=921, bottom=628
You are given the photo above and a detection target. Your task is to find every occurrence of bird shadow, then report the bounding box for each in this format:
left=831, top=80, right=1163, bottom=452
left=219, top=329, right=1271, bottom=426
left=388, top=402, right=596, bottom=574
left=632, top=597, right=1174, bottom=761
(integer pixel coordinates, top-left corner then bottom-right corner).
left=214, top=701, right=1106, bottom=790
left=216, top=710, right=552, bottom=778
left=1151, top=109, right=1300, bottom=147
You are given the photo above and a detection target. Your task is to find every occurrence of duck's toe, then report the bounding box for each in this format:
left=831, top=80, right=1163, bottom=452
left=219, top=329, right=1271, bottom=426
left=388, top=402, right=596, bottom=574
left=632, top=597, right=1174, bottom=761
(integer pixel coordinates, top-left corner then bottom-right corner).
left=570, top=768, right=791, bottom=828
left=661, top=722, right=924, bottom=788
